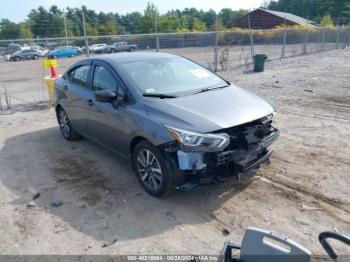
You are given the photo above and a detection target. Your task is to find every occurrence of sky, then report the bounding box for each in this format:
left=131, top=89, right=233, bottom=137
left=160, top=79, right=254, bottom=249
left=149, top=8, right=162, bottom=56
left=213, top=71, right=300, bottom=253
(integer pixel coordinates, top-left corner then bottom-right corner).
left=0, top=0, right=265, bottom=23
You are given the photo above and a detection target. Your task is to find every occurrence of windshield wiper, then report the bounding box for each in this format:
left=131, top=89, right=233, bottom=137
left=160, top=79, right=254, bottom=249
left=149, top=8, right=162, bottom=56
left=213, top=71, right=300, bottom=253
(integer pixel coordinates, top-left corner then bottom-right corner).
left=191, top=85, right=228, bottom=95
left=143, top=93, right=178, bottom=99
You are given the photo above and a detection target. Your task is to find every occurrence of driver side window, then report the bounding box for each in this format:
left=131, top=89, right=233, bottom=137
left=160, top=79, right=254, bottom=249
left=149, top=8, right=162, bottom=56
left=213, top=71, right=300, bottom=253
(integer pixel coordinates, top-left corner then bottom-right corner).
left=67, top=65, right=90, bottom=88
left=93, top=66, right=124, bottom=97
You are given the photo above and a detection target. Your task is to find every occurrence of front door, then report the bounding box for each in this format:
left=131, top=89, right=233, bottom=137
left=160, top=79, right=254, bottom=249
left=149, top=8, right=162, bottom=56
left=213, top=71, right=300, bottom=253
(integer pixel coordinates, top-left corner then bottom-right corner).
left=86, top=62, right=129, bottom=154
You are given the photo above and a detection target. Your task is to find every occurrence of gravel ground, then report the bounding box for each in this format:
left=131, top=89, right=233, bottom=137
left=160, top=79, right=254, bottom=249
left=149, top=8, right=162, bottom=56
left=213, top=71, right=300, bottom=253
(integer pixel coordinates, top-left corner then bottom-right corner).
left=0, top=49, right=349, bottom=256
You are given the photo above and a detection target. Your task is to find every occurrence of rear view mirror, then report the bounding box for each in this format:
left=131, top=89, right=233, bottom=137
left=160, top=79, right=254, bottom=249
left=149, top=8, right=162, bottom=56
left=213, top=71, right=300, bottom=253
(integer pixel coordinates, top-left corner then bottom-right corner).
left=94, top=89, right=117, bottom=103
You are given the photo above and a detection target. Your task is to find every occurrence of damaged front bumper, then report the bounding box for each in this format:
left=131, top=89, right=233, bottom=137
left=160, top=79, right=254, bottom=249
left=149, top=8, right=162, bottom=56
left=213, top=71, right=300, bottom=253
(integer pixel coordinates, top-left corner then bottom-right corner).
left=162, top=115, right=280, bottom=187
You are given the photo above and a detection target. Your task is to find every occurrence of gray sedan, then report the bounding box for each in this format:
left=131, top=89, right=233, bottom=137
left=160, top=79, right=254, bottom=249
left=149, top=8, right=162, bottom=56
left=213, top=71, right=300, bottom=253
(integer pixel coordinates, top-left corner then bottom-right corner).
left=54, top=52, right=279, bottom=197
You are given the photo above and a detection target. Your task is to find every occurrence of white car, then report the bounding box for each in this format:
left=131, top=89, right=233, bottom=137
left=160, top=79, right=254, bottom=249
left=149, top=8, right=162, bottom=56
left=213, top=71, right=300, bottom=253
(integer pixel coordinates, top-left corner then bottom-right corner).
left=30, top=46, right=49, bottom=57
left=89, top=44, right=107, bottom=53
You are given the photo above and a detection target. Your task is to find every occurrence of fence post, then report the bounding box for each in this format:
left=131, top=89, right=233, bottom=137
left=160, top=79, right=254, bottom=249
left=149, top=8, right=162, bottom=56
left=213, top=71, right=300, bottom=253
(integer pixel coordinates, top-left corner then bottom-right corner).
left=249, top=31, right=255, bottom=59
left=155, top=14, right=160, bottom=52
left=281, top=28, right=288, bottom=58
left=247, top=14, right=254, bottom=59
left=303, top=28, right=309, bottom=55
left=321, top=28, right=326, bottom=51
left=336, top=27, right=340, bottom=49
left=213, top=31, right=219, bottom=72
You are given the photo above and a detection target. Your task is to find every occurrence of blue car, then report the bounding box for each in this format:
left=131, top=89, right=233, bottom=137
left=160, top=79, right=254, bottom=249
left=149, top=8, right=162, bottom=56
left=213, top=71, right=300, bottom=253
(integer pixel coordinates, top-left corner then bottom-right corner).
left=48, top=46, right=79, bottom=59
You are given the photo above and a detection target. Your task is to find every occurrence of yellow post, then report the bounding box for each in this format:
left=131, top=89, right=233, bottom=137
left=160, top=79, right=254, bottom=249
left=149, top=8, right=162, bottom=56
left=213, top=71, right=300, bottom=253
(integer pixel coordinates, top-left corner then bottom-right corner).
left=43, top=59, right=59, bottom=106
left=44, top=76, right=56, bottom=104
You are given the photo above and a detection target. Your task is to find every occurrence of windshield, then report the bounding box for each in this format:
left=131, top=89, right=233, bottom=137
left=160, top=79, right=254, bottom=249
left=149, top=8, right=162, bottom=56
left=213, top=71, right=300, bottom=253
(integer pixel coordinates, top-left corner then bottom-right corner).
left=118, top=56, right=228, bottom=96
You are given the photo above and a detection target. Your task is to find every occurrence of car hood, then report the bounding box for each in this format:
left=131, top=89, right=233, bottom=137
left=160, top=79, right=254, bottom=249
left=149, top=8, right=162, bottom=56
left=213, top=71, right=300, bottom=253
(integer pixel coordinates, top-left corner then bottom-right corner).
left=143, top=85, right=274, bottom=133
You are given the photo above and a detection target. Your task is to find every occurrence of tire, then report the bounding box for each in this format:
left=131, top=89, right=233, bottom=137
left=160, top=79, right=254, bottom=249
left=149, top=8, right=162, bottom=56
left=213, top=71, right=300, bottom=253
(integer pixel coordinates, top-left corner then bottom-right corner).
left=33, top=55, right=39, bottom=60
left=132, top=140, right=173, bottom=197
left=57, top=107, right=81, bottom=141
left=130, top=47, right=136, bottom=52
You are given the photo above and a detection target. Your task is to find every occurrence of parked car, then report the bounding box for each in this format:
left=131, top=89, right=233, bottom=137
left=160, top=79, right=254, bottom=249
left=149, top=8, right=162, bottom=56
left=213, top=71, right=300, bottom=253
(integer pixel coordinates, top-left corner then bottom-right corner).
left=48, top=46, right=79, bottom=59
left=54, top=52, right=279, bottom=197
left=89, top=43, right=107, bottom=53
left=106, top=42, right=137, bottom=53
left=31, top=45, right=49, bottom=57
left=9, top=49, right=41, bottom=61
left=1, top=43, right=21, bottom=58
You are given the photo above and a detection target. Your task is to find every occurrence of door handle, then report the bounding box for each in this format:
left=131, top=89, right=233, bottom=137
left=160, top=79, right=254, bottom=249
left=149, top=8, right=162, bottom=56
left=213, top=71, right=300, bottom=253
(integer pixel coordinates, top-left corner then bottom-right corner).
left=87, top=99, right=94, bottom=106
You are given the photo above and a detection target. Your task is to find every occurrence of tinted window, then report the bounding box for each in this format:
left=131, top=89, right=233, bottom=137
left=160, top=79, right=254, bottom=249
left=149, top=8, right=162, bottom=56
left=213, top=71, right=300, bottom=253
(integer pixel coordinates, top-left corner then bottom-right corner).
left=69, top=65, right=90, bottom=88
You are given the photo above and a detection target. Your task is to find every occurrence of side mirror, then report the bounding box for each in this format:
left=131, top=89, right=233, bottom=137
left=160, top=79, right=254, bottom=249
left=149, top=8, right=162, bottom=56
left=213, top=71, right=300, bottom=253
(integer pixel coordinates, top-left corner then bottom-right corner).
left=94, top=89, right=117, bottom=103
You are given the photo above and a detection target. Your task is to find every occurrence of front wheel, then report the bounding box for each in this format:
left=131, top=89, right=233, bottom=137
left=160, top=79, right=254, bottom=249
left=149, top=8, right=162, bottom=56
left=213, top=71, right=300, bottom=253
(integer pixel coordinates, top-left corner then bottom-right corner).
left=57, top=107, right=81, bottom=141
left=132, top=140, right=173, bottom=197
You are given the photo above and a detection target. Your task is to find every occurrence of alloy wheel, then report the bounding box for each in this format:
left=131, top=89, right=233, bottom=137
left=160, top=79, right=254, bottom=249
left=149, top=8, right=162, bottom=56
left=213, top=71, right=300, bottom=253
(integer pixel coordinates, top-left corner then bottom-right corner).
left=136, top=149, right=163, bottom=190
left=59, top=110, right=70, bottom=138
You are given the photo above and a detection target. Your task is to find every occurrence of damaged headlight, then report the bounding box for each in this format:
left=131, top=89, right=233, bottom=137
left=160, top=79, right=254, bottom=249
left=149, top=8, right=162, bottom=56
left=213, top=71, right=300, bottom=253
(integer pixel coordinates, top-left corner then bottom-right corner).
left=165, top=126, right=230, bottom=152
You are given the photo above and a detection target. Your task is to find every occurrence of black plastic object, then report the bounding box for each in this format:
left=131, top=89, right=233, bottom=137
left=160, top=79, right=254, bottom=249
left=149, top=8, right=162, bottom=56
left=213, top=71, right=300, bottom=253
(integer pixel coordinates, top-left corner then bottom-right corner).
left=253, top=54, right=268, bottom=72
left=319, top=231, right=350, bottom=259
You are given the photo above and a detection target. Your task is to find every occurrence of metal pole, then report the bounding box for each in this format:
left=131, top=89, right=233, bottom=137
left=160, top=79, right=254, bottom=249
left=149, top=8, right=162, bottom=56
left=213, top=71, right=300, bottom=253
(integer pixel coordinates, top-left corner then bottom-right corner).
left=248, top=14, right=254, bottom=59
left=81, top=9, right=89, bottom=57
left=336, top=26, right=340, bottom=49
left=155, top=14, right=159, bottom=52
left=214, top=32, right=219, bottom=72
left=63, top=13, right=68, bottom=47
left=281, top=16, right=287, bottom=58
left=213, top=16, right=219, bottom=72
left=303, top=28, right=309, bottom=55
left=321, top=28, right=326, bottom=51
left=281, top=29, right=287, bottom=58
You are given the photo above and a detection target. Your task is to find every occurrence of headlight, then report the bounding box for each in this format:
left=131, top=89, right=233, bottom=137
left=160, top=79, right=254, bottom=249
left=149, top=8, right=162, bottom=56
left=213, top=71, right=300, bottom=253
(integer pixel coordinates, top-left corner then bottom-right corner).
left=165, top=126, right=230, bottom=152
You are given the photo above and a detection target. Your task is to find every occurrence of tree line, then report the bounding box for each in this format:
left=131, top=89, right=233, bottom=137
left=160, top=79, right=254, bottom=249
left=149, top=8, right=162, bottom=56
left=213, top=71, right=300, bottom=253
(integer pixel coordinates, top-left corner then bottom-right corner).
left=0, top=3, right=247, bottom=39
left=266, top=0, right=350, bottom=24
left=1, top=1, right=349, bottom=40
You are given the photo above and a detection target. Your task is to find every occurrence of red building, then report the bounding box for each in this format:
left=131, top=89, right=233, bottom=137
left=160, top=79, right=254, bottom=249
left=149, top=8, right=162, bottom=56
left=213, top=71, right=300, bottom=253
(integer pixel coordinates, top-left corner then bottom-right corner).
left=234, top=8, right=318, bottom=29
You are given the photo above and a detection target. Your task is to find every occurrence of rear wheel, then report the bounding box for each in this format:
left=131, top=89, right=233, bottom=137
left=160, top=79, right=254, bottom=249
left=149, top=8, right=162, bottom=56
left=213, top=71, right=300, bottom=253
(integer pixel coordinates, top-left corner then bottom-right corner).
left=132, top=140, right=173, bottom=197
left=57, top=107, right=81, bottom=141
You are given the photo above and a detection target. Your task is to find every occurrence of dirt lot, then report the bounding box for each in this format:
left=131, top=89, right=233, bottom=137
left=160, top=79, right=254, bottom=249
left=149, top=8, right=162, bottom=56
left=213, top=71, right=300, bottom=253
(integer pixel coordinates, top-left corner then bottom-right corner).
left=0, top=49, right=349, bottom=256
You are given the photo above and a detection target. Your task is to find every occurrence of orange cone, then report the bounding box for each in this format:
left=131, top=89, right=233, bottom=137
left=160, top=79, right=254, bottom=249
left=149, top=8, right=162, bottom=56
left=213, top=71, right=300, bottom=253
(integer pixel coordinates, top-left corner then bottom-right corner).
left=50, top=66, right=58, bottom=78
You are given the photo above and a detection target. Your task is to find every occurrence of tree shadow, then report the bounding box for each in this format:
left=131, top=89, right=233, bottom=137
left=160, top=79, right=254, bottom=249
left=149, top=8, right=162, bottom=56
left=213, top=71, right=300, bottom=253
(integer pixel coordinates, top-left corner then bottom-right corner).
left=0, top=126, right=254, bottom=243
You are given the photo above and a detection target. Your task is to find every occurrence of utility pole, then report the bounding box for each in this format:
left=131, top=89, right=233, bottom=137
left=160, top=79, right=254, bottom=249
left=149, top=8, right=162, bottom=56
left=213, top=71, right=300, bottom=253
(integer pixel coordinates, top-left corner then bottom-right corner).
left=82, top=8, right=89, bottom=57
left=63, top=12, right=68, bottom=47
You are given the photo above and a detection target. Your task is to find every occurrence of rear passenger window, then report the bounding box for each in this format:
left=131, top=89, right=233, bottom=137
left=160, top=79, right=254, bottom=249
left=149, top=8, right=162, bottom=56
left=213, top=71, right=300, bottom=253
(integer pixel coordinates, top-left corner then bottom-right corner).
left=69, top=65, right=90, bottom=88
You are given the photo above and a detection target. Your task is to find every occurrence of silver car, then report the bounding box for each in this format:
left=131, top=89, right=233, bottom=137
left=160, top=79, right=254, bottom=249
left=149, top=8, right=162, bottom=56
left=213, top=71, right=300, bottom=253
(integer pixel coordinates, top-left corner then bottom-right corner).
left=54, top=52, right=279, bottom=197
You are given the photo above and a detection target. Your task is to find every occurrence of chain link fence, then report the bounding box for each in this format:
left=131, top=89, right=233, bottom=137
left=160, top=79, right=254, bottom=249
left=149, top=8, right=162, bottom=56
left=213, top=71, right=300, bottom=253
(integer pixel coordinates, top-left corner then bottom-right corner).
left=1, top=26, right=349, bottom=69
left=0, top=27, right=349, bottom=110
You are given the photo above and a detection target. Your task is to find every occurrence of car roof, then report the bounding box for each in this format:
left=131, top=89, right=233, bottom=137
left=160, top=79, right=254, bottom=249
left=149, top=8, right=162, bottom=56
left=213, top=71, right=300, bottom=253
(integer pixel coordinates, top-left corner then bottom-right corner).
left=84, top=52, right=178, bottom=66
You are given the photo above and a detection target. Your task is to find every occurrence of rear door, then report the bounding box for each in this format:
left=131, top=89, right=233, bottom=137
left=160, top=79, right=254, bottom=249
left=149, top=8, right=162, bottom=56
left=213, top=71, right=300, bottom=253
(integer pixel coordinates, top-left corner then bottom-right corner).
left=86, top=61, right=130, bottom=154
left=63, top=63, right=94, bottom=135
